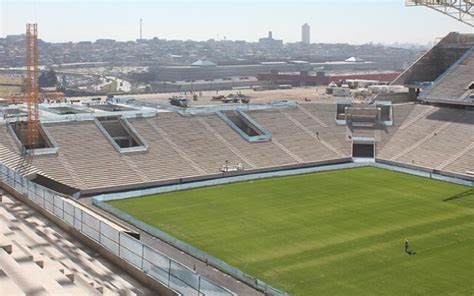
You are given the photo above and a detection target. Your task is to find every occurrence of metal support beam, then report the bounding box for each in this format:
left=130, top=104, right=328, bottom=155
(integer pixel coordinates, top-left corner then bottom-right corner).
left=406, top=0, right=473, bottom=27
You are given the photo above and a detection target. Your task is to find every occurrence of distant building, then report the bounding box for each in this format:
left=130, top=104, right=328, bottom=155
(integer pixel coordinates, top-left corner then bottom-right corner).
left=258, top=31, right=283, bottom=47
left=345, top=57, right=365, bottom=62
left=5, top=35, right=25, bottom=43
left=95, top=39, right=116, bottom=45
left=190, top=59, right=217, bottom=67
left=302, top=23, right=310, bottom=45
left=150, top=60, right=312, bottom=82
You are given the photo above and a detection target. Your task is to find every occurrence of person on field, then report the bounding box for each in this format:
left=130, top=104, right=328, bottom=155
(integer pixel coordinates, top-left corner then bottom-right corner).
left=404, top=239, right=416, bottom=255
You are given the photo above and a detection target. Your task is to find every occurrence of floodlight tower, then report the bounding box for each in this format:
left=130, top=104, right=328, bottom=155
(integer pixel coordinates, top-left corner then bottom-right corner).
left=25, top=23, right=40, bottom=151
left=406, top=0, right=473, bottom=27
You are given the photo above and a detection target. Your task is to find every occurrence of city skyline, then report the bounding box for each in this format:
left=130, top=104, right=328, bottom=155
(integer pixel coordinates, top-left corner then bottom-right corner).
left=1, top=1, right=471, bottom=45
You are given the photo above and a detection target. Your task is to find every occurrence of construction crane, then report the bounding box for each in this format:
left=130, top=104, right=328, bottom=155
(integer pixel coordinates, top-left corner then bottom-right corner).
left=406, top=0, right=473, bottom=27
left=24, top=23, right=40, bottom=152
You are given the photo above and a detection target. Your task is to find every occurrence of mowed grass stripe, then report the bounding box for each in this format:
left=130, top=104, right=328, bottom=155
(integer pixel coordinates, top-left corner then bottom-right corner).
left=108, top=167, right=473, bottom=295
left=257, top=214, right=471, bottom=272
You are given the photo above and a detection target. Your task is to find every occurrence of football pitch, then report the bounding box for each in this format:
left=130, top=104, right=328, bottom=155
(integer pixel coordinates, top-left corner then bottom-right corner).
left=108, top=167, right=474, bottom=295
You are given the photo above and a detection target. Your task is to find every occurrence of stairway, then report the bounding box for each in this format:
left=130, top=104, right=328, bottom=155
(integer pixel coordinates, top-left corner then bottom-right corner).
left=281, top=111, right=345, bottom=157
left=197, top=117, right=257, bottom=169
left=391, top=121, right=453, bottom=161
left=145, top=118, right=207, bottom=174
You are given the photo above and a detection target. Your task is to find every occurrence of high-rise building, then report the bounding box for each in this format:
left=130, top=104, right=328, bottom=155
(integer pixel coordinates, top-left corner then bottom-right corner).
left=302, top=23, right=310, bottom=45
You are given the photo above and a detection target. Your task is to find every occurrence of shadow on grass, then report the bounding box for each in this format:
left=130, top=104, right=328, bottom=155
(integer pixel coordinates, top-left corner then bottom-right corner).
left=443, top=189, right=474, bottom=202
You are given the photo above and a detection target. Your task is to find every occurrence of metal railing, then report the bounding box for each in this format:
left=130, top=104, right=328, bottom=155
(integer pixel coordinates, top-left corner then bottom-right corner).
left=0, top=162, right=234, bottom=296
left=94, top=199, right=289, bottom=296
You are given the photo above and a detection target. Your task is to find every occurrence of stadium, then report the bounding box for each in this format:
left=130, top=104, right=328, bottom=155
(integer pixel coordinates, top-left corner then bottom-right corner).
left=0, top=2, right=473, bottom=296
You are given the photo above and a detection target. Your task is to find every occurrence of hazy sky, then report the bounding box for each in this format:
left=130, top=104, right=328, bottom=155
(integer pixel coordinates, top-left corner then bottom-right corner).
left=1, top=0, right=472, bottom=44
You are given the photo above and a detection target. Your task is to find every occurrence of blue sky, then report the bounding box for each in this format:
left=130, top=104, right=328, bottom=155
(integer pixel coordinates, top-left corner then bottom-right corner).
left=1, top=0, right=471, bottom=44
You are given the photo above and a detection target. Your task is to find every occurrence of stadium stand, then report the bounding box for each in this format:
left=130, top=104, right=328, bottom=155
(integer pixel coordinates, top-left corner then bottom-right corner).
left=0, top=189, right=148, bottom=295
left=153, top=112, right=244, bottom=173
left=392, top=32, right=474, bottom=106
left=0, top=99, right=472, bottom=197
left=0, top=104, right=355, bottom=195
left=374, top=103, right=416, bottom=154
left=42, top=121, right=145, bottom=190
left=377, top=105, right=442, bottom=159
left=443, top=145, right=474, bottom=177
left=249, top=109, right=343, bottom=163
left=200, top=114, right=295, bottom=168
left=0, top=141, right=44, bottom=177
left=419, top=47, right=474, bottom=105
left=393, top=32, right=474, bottom=87
left=129, top=116, right=206, bottom=178
left=276, top=104, right=351, bottom=156
left=378, top=105, right=474, bottom=177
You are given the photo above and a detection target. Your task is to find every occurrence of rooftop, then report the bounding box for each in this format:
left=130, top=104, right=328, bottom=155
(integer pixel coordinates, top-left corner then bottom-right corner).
left=190, top=59, right=217, bottom=67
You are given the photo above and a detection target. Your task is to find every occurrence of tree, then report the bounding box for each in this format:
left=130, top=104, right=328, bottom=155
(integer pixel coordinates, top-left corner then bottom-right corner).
left=38, top=69, right=58, bottom=87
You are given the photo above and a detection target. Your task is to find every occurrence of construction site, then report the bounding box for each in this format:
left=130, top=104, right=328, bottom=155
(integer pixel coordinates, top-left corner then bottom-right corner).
left=0, top=1, right=473, bottom=295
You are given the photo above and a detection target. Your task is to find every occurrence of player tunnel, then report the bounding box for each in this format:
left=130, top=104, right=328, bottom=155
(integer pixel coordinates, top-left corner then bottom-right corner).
left=352, top=138, right=375, bottom=158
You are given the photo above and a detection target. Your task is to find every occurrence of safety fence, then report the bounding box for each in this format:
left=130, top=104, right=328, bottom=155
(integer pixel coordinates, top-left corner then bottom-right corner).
left=94, top=199, right=289, bottom=296
left=0, top=163, right=234, bottom=296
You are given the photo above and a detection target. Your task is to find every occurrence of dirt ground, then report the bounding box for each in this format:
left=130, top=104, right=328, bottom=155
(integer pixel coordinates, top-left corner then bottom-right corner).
left=73, top=86, right=343, bottom=106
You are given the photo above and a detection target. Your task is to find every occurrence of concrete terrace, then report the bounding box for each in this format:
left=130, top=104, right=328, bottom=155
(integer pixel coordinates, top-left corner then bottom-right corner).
left=0, top=101, right=473, bottom=197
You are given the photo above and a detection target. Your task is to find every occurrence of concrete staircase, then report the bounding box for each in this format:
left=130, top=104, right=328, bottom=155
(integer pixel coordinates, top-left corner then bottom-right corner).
left=392, top=121, right=452, bottom=161
left=198, top=117, right=257, bottom=169
left=145, top=118, right=206, bottom=175
left=281, top=111, right=345, bottom=158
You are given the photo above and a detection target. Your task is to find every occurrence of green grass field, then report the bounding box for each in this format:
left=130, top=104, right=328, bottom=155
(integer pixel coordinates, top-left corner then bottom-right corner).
left=108, top=167, right=474, bottom=295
